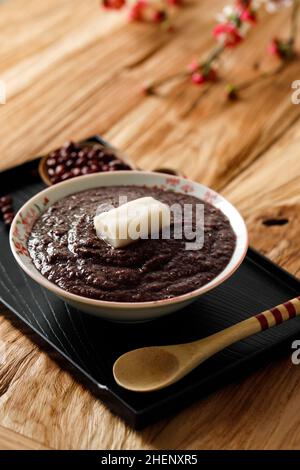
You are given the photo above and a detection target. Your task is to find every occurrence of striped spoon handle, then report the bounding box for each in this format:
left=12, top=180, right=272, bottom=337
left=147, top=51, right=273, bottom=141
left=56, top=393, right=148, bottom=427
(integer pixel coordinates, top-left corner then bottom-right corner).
left=196, top=297, right=300, bottom=360
left=255, top=297, right=300, bottom=331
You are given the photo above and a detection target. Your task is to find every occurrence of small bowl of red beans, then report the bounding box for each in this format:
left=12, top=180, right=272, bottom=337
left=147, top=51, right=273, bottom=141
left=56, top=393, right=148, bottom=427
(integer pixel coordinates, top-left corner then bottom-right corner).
left=39, top=139, right=135, bottom=186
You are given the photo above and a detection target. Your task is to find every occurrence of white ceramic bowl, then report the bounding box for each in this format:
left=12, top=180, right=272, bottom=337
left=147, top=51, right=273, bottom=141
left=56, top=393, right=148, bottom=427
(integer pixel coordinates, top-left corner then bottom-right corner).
left=10, top=171, right=248, bottom=322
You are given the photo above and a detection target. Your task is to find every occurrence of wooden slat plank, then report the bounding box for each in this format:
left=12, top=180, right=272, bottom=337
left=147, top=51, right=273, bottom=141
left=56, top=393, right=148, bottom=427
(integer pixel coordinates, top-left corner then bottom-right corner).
left=224, top=118, right=300, bottom=277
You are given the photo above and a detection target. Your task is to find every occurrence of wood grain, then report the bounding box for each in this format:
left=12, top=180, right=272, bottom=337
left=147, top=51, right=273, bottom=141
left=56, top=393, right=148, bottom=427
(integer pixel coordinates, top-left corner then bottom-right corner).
left=0, top=0, right=300, bottom=450
left=0, top=424, right=51, bottom=450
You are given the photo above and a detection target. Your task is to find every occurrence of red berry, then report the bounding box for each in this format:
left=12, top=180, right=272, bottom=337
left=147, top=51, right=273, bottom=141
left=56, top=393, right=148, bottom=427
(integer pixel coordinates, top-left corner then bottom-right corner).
left=213, top=23, right=242, bottom=48
left=240, top=8, right=256, bottom=24
left=187, top=60, right=199, bottom=73
left=191, top=72, right=206, bottom=85
left=128, top=2, right=143, bottom=21
left=152, top=10, right=167, bottom=23
left=103, top=0, right=125, bottom=10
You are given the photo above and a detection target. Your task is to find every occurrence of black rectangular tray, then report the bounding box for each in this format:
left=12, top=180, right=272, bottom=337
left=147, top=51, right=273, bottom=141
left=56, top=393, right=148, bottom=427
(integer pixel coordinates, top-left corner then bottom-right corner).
left=1, top=137, right=300, bottom=429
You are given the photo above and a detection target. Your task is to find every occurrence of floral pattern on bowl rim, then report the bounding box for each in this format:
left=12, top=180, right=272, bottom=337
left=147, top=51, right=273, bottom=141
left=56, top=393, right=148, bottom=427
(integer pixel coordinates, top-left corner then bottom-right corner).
left=12, top=196, right=49, bottom=258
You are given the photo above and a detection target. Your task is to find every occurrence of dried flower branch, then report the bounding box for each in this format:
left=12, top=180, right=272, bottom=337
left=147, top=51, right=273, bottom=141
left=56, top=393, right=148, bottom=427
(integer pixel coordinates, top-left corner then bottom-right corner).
left=101, top=0, right=299, bottom=100
left=229, top=0, right=300, bottom=99
left=101, top=0, right=181, bottom=25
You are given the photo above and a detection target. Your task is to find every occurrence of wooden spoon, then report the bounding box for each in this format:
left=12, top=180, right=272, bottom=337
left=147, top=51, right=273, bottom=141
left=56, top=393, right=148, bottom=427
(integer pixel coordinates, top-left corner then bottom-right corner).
left=113, top=296, right=300, bottom=392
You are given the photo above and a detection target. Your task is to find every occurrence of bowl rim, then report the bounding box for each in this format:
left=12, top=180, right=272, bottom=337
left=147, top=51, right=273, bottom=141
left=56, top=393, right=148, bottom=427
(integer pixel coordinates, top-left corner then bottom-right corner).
left=10, top=171, right=249, bottom=310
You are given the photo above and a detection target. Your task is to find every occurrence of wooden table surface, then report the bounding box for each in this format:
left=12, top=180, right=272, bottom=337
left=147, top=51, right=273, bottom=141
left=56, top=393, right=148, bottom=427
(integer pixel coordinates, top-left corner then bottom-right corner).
left=1, top=0, right=300, bottom=450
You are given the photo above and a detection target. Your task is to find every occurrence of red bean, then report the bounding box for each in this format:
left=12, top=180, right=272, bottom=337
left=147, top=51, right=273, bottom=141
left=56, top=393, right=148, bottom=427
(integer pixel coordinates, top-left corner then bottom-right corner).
left=55, top=164, right=66, bottom=176
left=4, top=212, right=14, bottom=223
left=46, top=158, right=57, bottom=168
left=58, top=155, right=68, bottom=164
left=87, top=149, right=97, bottom=159
left=65, top=159, right=74, bottom=168
left=49, top=151, right=60, bottom=160
left=50, top=176, right=60, bottom=184
left=76, top=157, right=86, bottom=167
left=89, top=164, right=99, bottom=173
left=109, top=161, right=129, bottom=170
left=0, top=196, right=12, bottom=207
left=1, top=204, right=13, bottom=214
left=46, top=142, right=131, bottom=185
left=87, top=159, right=99, bottom=168
left=81, top=166, right=89, bottom=175
left=4, top=211, right=13, bottom=218
left=101, top=153, right=115, bottom=164
left=61, top=172, right=72, bottom=181
left=71, top=168, right=81, bottom=177
left=63, top=141, right=75, bottom=152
